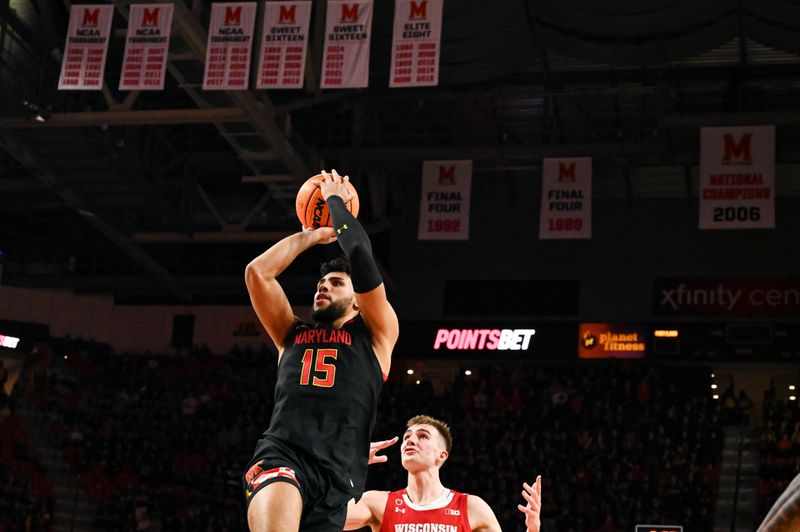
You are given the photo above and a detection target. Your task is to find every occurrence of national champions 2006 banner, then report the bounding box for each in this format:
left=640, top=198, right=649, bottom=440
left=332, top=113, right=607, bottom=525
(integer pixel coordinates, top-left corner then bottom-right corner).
left=699, top=125, right=775, bottom=229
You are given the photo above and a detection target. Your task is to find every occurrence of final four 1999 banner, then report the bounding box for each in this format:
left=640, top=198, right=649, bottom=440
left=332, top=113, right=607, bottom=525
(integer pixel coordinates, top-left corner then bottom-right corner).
left=699, top=125, right=775, bottom=229
left=539, top=157, right=592, bottom=239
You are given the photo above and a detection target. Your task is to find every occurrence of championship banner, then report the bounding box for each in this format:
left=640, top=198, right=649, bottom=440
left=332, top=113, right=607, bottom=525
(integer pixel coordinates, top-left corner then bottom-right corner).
left=58, top=5, right=115, bottom=90
left=320, top=0, right=373, bottom=89
left=389, top=0, right=443, bottom=87
left=203, top=2, right=258, bottom=90
left=256, top=1, right=311, bottom=89
left=539, top=157, right=592, bottom=239
left=119, top=4, right=174, bottom=90
left=699, top=125, right=775, bottom=229
left=418, top=160, right=471, bottom=240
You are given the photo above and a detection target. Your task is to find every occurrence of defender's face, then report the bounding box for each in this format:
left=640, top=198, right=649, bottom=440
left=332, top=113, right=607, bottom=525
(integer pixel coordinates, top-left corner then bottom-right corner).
left=313, top=271, right=355, bottom=311
left=401, top=424, right=448, bottom=471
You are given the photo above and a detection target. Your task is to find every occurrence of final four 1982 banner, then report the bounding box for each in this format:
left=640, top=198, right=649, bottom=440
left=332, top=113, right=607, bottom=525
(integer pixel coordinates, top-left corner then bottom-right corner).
left=418, top=160, right=472, bottom=240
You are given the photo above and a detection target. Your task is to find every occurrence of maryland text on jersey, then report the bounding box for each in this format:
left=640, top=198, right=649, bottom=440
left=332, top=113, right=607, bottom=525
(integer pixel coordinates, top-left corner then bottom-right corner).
left=293, top=327, right=353, bottom=345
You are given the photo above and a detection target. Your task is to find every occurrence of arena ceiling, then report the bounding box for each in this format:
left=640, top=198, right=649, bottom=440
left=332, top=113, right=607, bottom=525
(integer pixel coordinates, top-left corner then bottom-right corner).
left=1, top=0, right=799, bottom=302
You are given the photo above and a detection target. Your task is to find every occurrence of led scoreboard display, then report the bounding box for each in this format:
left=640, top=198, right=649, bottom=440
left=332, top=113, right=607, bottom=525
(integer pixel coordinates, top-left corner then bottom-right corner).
left=635, top=526, right=683, bottom=532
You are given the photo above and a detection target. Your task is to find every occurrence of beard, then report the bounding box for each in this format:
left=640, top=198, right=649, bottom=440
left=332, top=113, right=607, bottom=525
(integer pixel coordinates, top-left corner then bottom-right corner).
left=311, top=299, right=351, bottom=324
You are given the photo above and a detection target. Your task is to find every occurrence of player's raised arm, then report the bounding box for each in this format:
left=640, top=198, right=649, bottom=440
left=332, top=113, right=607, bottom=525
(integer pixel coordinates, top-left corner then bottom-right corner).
left=319, top=169, right=399, bottom=371
left=245, top=228, right=336, bottom=354
left=344, top=491, right=387, bottom=531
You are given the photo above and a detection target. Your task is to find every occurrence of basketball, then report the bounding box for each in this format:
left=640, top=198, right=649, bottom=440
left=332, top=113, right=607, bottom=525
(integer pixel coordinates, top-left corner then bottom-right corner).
left=295, top=173, right=360, bottom=229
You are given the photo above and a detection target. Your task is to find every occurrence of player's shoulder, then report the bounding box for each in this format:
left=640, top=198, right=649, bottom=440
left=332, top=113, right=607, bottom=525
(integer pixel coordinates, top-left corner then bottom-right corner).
left=281, top=317, right=309, bottom=345
left=466, top=493, right=491, bottom=510
left=294, top=318, right=313, bottom=330
left=362, top=489, right=390, bottom=505
left=361, top=490, right=390, bottom=519
left=466, top=494, right=500, bottom=530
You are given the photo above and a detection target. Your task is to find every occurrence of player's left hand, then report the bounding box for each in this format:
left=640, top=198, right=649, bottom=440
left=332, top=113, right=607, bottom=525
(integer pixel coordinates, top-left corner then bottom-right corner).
left=302, top=225, right=337, bottom=245
left=367, top=436, right=399, bottom=465
left=518, top=475, right=542, bottom=532
left=318, top=169, right=354, bottom=202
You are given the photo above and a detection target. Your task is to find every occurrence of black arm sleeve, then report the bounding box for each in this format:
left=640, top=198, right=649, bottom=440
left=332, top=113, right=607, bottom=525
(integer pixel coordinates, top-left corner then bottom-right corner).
left=326, top=195, right=383, bottom=293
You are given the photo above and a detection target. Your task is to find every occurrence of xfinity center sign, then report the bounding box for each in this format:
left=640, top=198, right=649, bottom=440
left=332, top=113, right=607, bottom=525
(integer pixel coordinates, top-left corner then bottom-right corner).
left=655, top=279, right=800, bottom=317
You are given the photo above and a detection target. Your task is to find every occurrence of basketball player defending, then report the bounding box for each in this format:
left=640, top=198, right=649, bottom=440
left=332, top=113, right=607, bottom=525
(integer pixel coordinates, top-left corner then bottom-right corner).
left=243, top=169, right=399, bottom=532
left=346, top=415, right=543, bottom=532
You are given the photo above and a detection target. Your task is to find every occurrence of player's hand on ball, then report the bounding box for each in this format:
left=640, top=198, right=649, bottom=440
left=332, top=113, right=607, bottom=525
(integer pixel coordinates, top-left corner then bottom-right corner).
left=367, top=436, right=399, bottom=465
left=303, top=225, right=337, bottom=245
left=318, top=169, right=354, bottom=202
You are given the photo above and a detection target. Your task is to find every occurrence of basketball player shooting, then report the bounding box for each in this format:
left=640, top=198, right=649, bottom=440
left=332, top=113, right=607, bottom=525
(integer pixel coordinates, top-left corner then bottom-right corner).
left=346, top=415, right=543, bottom=532
left=243, top=169, right=399, bottom=532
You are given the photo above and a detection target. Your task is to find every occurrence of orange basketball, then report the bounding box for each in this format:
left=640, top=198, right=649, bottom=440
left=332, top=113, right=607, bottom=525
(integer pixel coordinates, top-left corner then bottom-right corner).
left=295, top=173, right=360, bottom=229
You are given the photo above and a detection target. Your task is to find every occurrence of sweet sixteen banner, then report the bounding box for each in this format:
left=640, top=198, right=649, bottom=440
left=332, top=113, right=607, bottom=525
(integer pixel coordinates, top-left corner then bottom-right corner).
left=256, top=1, right=312, bottom=89
left=321, top=0, right=374, bottom=89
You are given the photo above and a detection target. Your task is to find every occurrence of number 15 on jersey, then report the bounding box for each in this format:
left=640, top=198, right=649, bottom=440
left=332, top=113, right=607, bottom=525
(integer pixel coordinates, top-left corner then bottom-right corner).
left=300, top=348, right=338, bottom=388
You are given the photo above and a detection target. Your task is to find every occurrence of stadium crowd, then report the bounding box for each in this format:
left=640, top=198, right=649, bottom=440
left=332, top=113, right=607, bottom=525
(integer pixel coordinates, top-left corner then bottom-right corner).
left=0, top=337, right=730, bottom=531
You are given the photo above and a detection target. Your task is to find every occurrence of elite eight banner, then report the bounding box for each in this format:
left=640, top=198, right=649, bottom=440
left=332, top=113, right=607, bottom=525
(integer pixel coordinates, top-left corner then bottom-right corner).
left=389, top=0, right=443, bottom=87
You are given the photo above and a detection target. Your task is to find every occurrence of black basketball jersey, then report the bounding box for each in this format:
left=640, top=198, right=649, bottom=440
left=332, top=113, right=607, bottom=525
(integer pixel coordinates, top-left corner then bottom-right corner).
left=263, top=315, right=384, bottom=498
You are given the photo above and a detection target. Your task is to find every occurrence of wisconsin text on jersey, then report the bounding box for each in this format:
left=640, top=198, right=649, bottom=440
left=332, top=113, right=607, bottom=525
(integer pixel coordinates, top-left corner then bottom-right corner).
left=293, top=328, right=353, bottom=345
left=392, top=525, right=459, bottom=532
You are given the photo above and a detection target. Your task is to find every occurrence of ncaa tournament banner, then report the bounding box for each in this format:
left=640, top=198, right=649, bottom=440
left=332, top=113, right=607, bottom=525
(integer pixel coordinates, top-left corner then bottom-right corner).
left=418, top=160, right=471, bottom=240
left=320, top=0, right=373, bottom=89
left=699, top=125, right=775, bottom=229
left=203, top=2, right=257, bottom=90
left=256, top=1, right=312, bottom=89
left=539, top=157, right=592, bottom=239
left=119, top=4, right=174, bottom=91
left=58, top=5, right=115, bottom=90
left=389, top=0, right=443, bottom=87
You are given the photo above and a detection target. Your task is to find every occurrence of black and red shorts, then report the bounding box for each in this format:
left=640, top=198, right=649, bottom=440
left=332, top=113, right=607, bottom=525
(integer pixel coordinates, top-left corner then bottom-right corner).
left=243, top=436, right=350, bottom=532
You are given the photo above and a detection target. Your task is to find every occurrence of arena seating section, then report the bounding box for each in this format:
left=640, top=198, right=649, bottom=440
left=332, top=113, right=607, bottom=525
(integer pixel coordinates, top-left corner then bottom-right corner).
left=758, top=391, right=800, bottom=523
left=2, top=339, right=730, bottom=531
